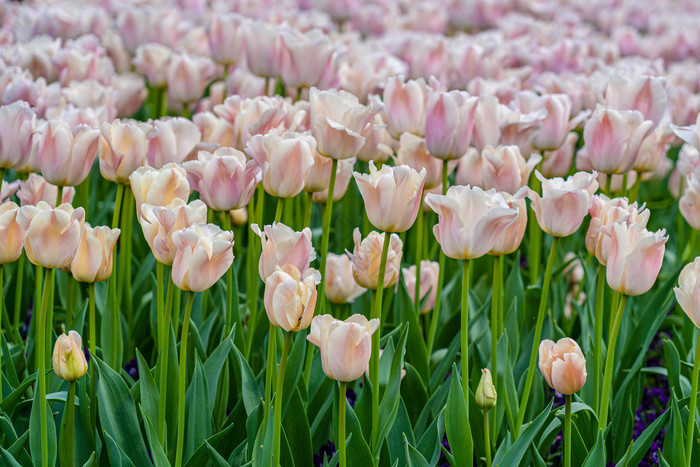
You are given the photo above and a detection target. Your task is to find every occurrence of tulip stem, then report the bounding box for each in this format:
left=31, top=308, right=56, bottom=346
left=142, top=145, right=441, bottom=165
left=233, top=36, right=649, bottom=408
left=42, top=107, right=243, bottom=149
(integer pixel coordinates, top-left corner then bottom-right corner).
left=59, top=381, right=76, bottom=467
left=598, top=294, right=628, bottom=432
left=629, top=171, right=641, bottom=203
left=604, top=174, right=611, bottom=196
left=88, top=283, right=97, bottom=436
left=461, top=259, right=472, bottom=416
left=245, top=186, right=265, bottom=358
left=263, top=323, right=277, bottom=438
left=621, top=172, right=628, bottom=197
left=564, top=395, right=572, bottom=467
left=490, top=256, right=500, bottom=393
left=156, top=262, right=164, bottom=350
left=339, top=381, right=347, bottom=467
left=528, top=171, right=543, bottom=286
left=174, top=291, right=195, bottom=467
left=159, top=86, right=168, bottom=118
left=515, top=236, right=559, bottom=438
left=318, top=158, right=338, bottom=315
left=687, top=332, right=700, bottom=467
left=370, top=232, right=391, bottom=460
left=158, top=273, right=176, bottom=445
left=484, top=411, right=492, bottom=467
left=56, top=186, right=63, bottom=208
left=13, top=252, right=25, bottom=343
left=272, top=331, right=292, bottom=467
left=414, top=208, right=423, bottom=317
left=593, top=263, right=605, bottom=414
left=222, top=213, right=241, bottom=343
left=38, top=267, right=54, bottom=467
left=274, top=197, right=284, bottom=223
left=304, top=191, right=313, bottom=228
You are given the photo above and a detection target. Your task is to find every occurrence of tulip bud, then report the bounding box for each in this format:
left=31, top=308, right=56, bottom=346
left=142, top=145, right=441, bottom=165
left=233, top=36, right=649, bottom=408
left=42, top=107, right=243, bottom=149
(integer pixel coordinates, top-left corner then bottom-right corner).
left=0, top=202, right=27, bottom=264
left=481, top=145, right=541, bottom=195
left=71, top=225, right=121, bottom=283
left=425, top=90, right=478, bottom=160
left=538, top=338, right=586, bottom=395
left=304, top=151, right=355, bottom=194
left=129, top=164, right=190, bottom=218
left=133, top=43, right=173, bottom=88
left=307, top=314, right=380, bottom=382
left=475, top=368, right=497, bottom=411
left=207, top=14, right=247, bottom=66
left=52, top=331, right=88, bottom=381
left=17, top=202, right=84, bottom=269
left=675, top=258, right=700, bottom=328
left=402, top=261, right=439, bottom=313
left=264, top=264, right=321, bottom=332
left=99, top=120, right=156, bottom=184
left=171, top=223, right=234, bottom=292
left=16, top=173, right=75, bottom=207
left=278, top=29, right=335, bottom=89
left=347, top=228, right=403, bottom=290
left=252, top=223, right=316, bottom=280
left=325, top=253, right=366, bottom=304
left=39, top=120, right=100, bottom=188
left=542, top=132, right=577, bottom=178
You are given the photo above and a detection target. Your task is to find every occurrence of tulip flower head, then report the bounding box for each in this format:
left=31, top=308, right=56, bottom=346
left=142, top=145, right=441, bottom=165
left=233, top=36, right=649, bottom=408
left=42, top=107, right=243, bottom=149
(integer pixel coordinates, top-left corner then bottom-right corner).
left=307, top=314, right=380, bottom=382
left=99, top=120, right=156, bottom=184
left=382, top=75, right=434, bottom=138
left=71, top=224, right=121, bottom=283
left=171, top=223, right=234, bottom=292
left=146, top=117, right=202, bottom=169
left=324, top=253, right=366, bottom=304
left=16, top=173, right=75, bottom=207
left=675, top=258, right=700, bottom=328
left=586, top=195, right=650, bottom=265
left=347, top=228, right=403, bottom=290
left=0, top=101, right=36, bottom=170
left=252, top=222, right=316, bottom=280
left=0, top=202, right=27, bottom=264
left=39, top=120, right=100, bottom=187
left=17, top=202, right=84, bottom=269
left=304, top=151, right=355, bottom=194
left=538, top=337, right=587, bottom=395
left=680, top=173, right=700, bottom=230
left=475, top=368, right=497, bottom=411
left=264, top=264, right=321, bottom=332
left=402, top=260, right=439, bottom=313
left=129, top=163, right=190, bottom=218
left=425, top=89, right=478, bottom=160
left=396, top=133, right=447, bottom=190
left=481, top=145, right=541, bottom=195
left=53, top=331, right=88, bottom=381
left=488, top=193, right=527, bottom=255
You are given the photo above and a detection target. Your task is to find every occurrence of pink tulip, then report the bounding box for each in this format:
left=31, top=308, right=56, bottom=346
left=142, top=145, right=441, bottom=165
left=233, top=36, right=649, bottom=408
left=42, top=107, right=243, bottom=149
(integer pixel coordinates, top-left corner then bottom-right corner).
left=681, top=173, right=700, bottom=230
left=171, top=223, right=234, bottom=292
left=672, top=113, right=700, bottom=153
left=586, top=195, right=649, bottom=265
left=425, top=185, right=518, bottom=260
left=674, top=258, right=700, bottom=328
left=71, top=224, right=121, bottom=283
left=17, top=202, right=84, bottom=269
left=528, top=171, right=599, bottom=237
left=354, top=161, right=426, bottom=233
left=0, top=202, right=27, bottom=264
left=214, top=95, right=290, bottom=151
left=382, top=75, right=434, bottom=138
left=604, top=222, right=667, bottom=296
left=16, top=173, right=75, bottom=207
left=455, top=148, right=483, bottom=188
left=245, top=131, right=316, bottom=199
left=396, top=133, right=450, bottom=190
left=0, top=180, right=19, bottom=204
left=425, top=90, right=478, bottom=160
left=311, top=158, right=355, bottom=204
left=355, top=113, right=394, bottom=164
left=0, top=101, right=35, bottom=170
left=112, top=73, right=148, bottom=118
left=278, top=29, right=335, bottom=89
left=348, top=228, right=403, bottom=290
left=324, top=253, right=366, bottom=304
left=99, top=120, right=156, bottom=184
left=582, top=105, right=653, bottom=175
left=542, top=132, right=578, bottom=178
left=133, top=43, right=173, bottom=88
left=38, top=120, right=100, bottom=188
left=252, top=222, right=316, bottom=281
left=166, top=53, right=216, bottom=104
left=402, top=260, right=439, bottom=313
left=307, top=314, right=380, bottom=382
left=538, top=338, right=587, bottom=395
left=146, top=117, right=202, bottom=169
left=207, top=14, right=247, bottom=66
left=129, top=164, right=190, bottom=218
left=304, top=151, right=355, bottom=194
left=481, top=145, right=541, bottom=195
left=472, top=94, right=504, bottom=152
left=605, top=75, right=668, bottom=127
left=243, top=21, right=281, bottom=79
left=264, top=264, right=321, bottom=332
left=489, top=193, right=527, bottom=255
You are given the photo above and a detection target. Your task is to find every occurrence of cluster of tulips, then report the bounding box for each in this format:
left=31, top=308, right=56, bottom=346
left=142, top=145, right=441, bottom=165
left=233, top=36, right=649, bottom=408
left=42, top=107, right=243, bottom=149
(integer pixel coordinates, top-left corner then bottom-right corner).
left=3, top=0, right=700, bottom=466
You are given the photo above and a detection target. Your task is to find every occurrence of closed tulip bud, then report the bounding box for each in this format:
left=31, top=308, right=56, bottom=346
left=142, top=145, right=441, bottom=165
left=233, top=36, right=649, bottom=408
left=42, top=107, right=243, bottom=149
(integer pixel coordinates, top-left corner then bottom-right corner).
left=425, top=185, right=518, bottom=260
left=309, top=87, right=383, bottom=160
left=147, top=117, right=202, bottom=169
left=139, top=199, right=207, bottom=266
left=39, top=120, right=100, bottom=187
left=383, top=75, right=434, bottom=138
left=245, top=131, right=316, bottom=198
left=605, top=75, right=667, bottom=127
left=133, top=43, right=173, bottom=88
left=17, top=202, right=84, bottom=269
left=53, top=331, right=88, bottom=381
left=582, top=105, right=653, bottom=175
left=304, top=151, right=355, bottom=193
left=71, top=225, right=121, bottom=283
left=354, top=161, right=426, bottom=233
left=171, top=223, right=234, bottom=292
left=681, top=173, right=700, bottom=230
left=166, top=53, right=216, bottom=104
left=278, top=29, right=335, bottom=89
left=396, top=133, right=449, bottom=190
left=0, top=101, right=36, bottom=170
left=264, top=264, right=321, bottom=332
left=307, top=314, right=380, bottom=382
left=17, top=173, right=75, bottom=207
left=402, top=260, right=439, bottom=313
left=347, top=228, right=403, bottom=290
left=230, top=207, right=248, bottom=227
left=481, top=145, right=541, bottom=195
left=542, top=132, right=577, bottom=178
left=425, top=90, right=478, bottom=160
left=674, top=258, right=700, bottom=328
left=538, top=338, right=586, bottom=395
left=0, top=202, right=27, bottom=264
left=252, top=222, right=316, bottom=280
left=604, top=222, right=667, bottom=296
left=528, top=171, right=599, bottom=238
left=325, top=253, right=366, bottom=304
left=475, top=368, right=497, bottom=411
left=130, top=164, right=190, bottom=218
left=99, top=120, right=156, bottom=184
left=183, top=147, right=261, bottom=212
left=586, top=195, right=649, bottom=265
left=489, top=193, right=527, bottom=255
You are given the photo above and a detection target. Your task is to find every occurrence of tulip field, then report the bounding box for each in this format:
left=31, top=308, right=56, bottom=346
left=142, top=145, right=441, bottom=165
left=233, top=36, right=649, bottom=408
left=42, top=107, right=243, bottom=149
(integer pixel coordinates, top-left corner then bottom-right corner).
left=3, top=0, right=700, bottom=466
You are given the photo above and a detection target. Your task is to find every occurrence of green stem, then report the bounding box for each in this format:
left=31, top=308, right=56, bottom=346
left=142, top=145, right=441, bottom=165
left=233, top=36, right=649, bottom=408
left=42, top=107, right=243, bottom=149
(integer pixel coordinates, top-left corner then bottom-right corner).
left=515, top=236, right=559, bottom=437
left=156, top=262, right=164, bottom=350
left=112, top=185, right=124, bottom=229
left=598, top=294, right=628, bottom=431
left=66, top=276, right=73, bottom=329
left=174, top=291, right=195, bottom=467
left=484, top=411, right=492, bottom=467
left=528, top=169, right=543, bottom=285
left=158, top=273, right=175, bottom=445
left=304, top=191, right=313, bottom=228
left=56, top=186, right=63, bottom=208
left=317, top=158, right=338, bottom=316
left=89, top=283, right=97, bottom=436
left=13, top=252, right=25, bottom=343
left=339, top=381, right=347, bottom=467
left=414, top=208, right=423, bottom=316
left=272, top=332, right=292, bottom=467
left=245, top=186, right=265, bottom=358
left=604, top=174, right=611, bottom=197
left=687, top=332, right=700, bottom=467
left=263, top=323, right=277, bottom=438
left=108, top=185, right=124, bottom=370
left=608, top=291, right=620, bottom=343
left=222, top=213, right=241, bottom=341
left=621, top=172, right=628, bottom=197
left=38, top=268, right=54, bottom=467
left=60, top=381, right=76, bottom=467
left=370, top=232, right=391, bottom=459
left=593, top=263, right=605, bottom=414
left=122, top=192, right=134, bottom=328
left=182, top=103, right=191, bottom=120
left=274, top=197, right=284, bottom=223
left=629, top=171, right=641, bottom=203
left=159, top=86, right=168, bottom=118
left=426, top=162, right=449, bottom=358
left=565, top=395, right=572, bottom=467
left=461, top=260, right=471, bottom=414
left=490, top=256, right=499, bottom=394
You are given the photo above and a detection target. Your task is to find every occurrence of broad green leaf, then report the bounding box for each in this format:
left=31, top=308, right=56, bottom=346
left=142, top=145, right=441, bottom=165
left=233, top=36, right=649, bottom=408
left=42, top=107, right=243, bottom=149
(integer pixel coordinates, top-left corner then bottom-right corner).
left=499, top=399, right=553, bottom=466
left=282, top=329, right=307, bottom=418
left=404, top=433, right=430, bottom=467
left=582, top=430, right=606, bottom=466
left=136, top=349, right=159, bottom=431
left=139, top=405, right=170, bottom=467
left=233, top=345, right=262, bottom=415
left=0, top=446, right=21, bottom=467
left=103, top=430, right=136, bottom=467
left=282, top=388, right=313, bottom=467
left=29, top=374, right=57, bottom=467
left=445, top=365, right=473, bottom=467
left=205, top=441, right=229, bottom=467
left=184, top=423, right=236, bottom=467
left=662, top=394, right=686, bottom=467
left=185, top=356, right=211, bottom=462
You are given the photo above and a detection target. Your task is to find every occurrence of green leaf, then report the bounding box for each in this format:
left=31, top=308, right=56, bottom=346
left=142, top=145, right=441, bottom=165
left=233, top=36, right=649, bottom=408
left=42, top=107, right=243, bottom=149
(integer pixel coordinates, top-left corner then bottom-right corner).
left=662, top=394, right=687, bottom=467
left=0, top=446, right=22, bottom=467
left=417, top=407, right=445, bottom=466
left=617, top=405, right=670, bottom=466
left=185, top=356, right=211, bottom=462
left=29, top=373, right=56, bottom=467
left=398, top=281, right=430, bottom=384
left=139, top=405, right=170, bottom=467
left=387, top=399, right=414, bottom=466
left=582, top=430, right=606, bottom=466
left=498, top=399, right=553, bottom=466
left=233, top=345, right=262, bottom=415
left=184, top=423, right=236, bottom=467
left=404, top=433, right=430, bottom=467
left=205, top=441, right=229, bottom=467
left=282, top=329, right=307, bottom=418
left=282, top=388, right=313, bottom=467
left=203, top=326, right=235, bottom=414
left=136, top=349, right=159, bottom=431
left=663, top=339, right=682, bottom=396
left=2, top=371, right=40, bottom=413
left=445, top=365, right=473, bottom=467
left=103, top=430, right=136, bottom=467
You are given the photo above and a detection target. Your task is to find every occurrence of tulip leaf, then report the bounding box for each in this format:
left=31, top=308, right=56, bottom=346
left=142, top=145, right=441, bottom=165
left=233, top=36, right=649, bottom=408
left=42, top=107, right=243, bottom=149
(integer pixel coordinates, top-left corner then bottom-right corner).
left=417, top=407, right=445, bottom=466
left=94, top=356, right=151, bottom=466
left=498, top=399, right=553, bottom=466
left=414, top=374, right=450, bottom=439
left=282, top=329, right=307, bottom=418
left=2, top=370, right=40, bottom=413
left=29, top=374, right=57, bottom=467
left=387, top=399, right=414, bottom=466
left=139, top=404, right=170, bottom=467
left=205, top=441, right=230, bottom=467
left=282, top=388, right=313, bottom=467
left=338, top=390, right=374, bottom=467
left=663, top=338, right=682, bottom=396
left=662, top=394, right=687, bottom=467
left=445, top=365, right=473, bottom=467
left=103, top=430, right=136, bottom=467
left=184, top=422, right=236, bottom=467
left=404, top=433, right=430, bottom=467
left=135, top=349, right=159, bottom=430
left=185, top=356, right=211, bottom=462
left=397, top=281, right=430, bottom=385
left=401, top=363, right=428, bottom=426
left=429, top=333, right=460, bottom=394
left=100, top=277, right=123, bottom=371
left=1, top=333, right=20, bottom=390
left=582, top=429, right=606, bottom=466
left=203, top=325, right=235, bottom=413
left=0, top=446, right=21, bottom=467
left=233, top=344, right=262, bottom=416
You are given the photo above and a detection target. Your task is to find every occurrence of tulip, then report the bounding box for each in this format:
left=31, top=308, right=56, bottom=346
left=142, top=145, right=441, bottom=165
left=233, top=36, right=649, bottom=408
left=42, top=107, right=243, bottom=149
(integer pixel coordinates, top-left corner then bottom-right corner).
left=53, top=331, right=88, bottom=382
left=382, top=75, right=433, bottom=138
left=396, top=133, right=448, bottom=190
left=0, top=180, right=19, bottom=203
left=311, top=161, right=354, bottom=204
left=681, top=173, right=700, bottom=230
left=538, top=338, right=586, bottom=395
left=425, top=90, right=478, bottom=160
left=213, top=95, right=290, bottom=151
left=481, top=145, right=541, bottom=195
left=528, top=171, right=599, bottom=238
left=129, top=163, right=190, bottom=218
left=353, top=161, right=426, bottom=233
left=252, top=223, right=316, bottom=281
left=542, top=132, right=577, bottom=178
left=243, top=21, right=281, bottom=79
left=582, top=105, right=653, bottom=175
left=182, top=147, right=261, bottom=212
left=672, top=113, right=700, bottom=152
left=347, top=228, right=403, bottom=290
left=455, top=148, right=483, bottom=188
left=402, top=260, right=439, bottom=313
left=309, top=87, right=383, bottom=160
left=475, top=368, right=497, bottom=411
left=230, top=207, right=247, bottom=226
left=472, top=94, right=502, bottom=153
left=425, top=185, right=518, bottom=260
left=39, top=120, right=100, bottom=187
left=17, top=202, right=84, bottom=269
left=605, top=74, right=668, bottom=127
left=325, top=253, right=366, bottom=304
left=304, top=151, right=355, bottom=194
left=0, top=101, right=36, bottom=170
left=171, top=223, right=234, bottom=292
left=133, top=43, right=173, bottom=88
left=207, top=13, right=247, bottom=66
left=166, top=53, right=216, bottom=105
left=264, top=264, right=321, bottom=332
left=71, top=224, right=121, bottom=283
left=146, top=117, right=202, bottom=169
left=99, top=120, right=156, bottom=184
left=604, top=222, right=667, bottom=296
left=634, top=125, right=674, bottom=174
left=307, top=313, right=380, bottom=382
left=586, top=195, right=650, bottom=265
left=245, top=131, right=316, bottom=198
left=0, top=202, right=27, bottom=264
left=488, top=193, right=527, bottom=255
left=355, top=114, right=394, bottom=164
left=278, top=28, right=335, bottom=89
left=17, top=173, right=75, bottom=207
left=529, top=94, right=572, bottom=152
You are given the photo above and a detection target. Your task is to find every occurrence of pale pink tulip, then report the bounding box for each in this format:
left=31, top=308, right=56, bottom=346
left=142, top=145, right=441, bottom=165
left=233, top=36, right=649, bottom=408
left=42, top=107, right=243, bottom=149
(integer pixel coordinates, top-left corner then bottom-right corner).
left=129, top=164, right=190, bottom=218
left=672, top=113, right=700, bottom=152
left=147, top=117, right=202, bottom=169
left=0, top=101, right=35, bottom=170
left=481, top=145, right=541, bottom=195
left=304, top=151, right=355, bottom=194
left=71, top=224, right=120, bottom=283
left=538, top=338, right=587, bottom=395
left=112, top=73, right=148, bottom=118
left=348, top=228, right=403, bottom=290
left=243, top=21, right=281, bottom=79
left=512, top=92, right=572, bottom=152
left=264, top=264, right=321, bottom=332
left=402, top=260, right=439, bottom=313
left=39, top=120, right=100, bottom=187
left=425, top=90, right=478, bottom=160
left=252, top=222, right=316, bottom=281
left=325, top=253, right=366, bottom=304
left=681, top=173, right=700, bottom=230
left=355, top=114, right=394, bottom=164
left=17, top=202, right=84, bottom=269
left=489, top=194, right=527, bottom=255
left=605, top=75, right=668, bottom=127
left=207, top=14, right=247, bottom=66
left=100, top=120, right=156, bottom=184
left=634, top=126, right=675, bottom=174
left=542, top=133, right=578, bottom=178
left=455, top=148, right=484, bottom=188
left=382, top=75, right=434, bottom=138
left=0, top=181, right=19, bottom=204
left=133, top=43, right=173, bottom=88
left=396, top=133, right=448, bottom=190
left=166, top=53, right=216, bottom=104
left=278, top=29, right=334, bottom=89
left=214, top=95, right=290, bottom=151
left=17, top=173, right=75, bottom=207
left=472, top=94, right=504, bottom=153
left=674, top=258, right=700, bottom=328
left=0, top=202, right=27, bottom=264
left=171, top=223, right=234, bottom=292
left=53, top=331, right=88, bottom=382
left=311, top=159, right=355, bottom=204
left=586, top=195, right=649, bottom=265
